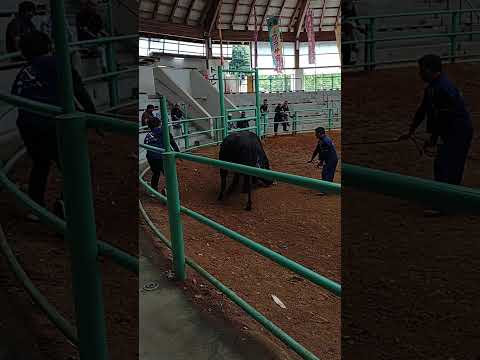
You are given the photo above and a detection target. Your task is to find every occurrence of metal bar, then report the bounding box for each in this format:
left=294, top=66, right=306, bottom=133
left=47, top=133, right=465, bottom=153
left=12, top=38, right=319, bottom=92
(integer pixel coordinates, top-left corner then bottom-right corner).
left=105, top=0, right=119, bottom=106
left=180, top=206, right=341, bottom=296
left=450, top=10, right=458, bottom=63
left=50, top=1, right=109, bottom=359
left=138, top=199, right=321, bottom=360
left=69, top=34, right=139, bottom=47
left=254, top=67, right=261, bottom=136
left=342, top=30, right=480, bottom=45
left=218, top=66, right=227, bottom=140
left=343, top=164, right=480, bottom=213
left=348, top=7, right=480, bottom=21
left=83, top=67, right=137, bottom=83
left=86, top=113, right=138, bottom=135
left=0, top=226, right=78, bottom=345
left=160, top=96, right=186, bottom=280
left=174, top=152, right=341, bottom=193
left=226, top=106, right=257, bottom=112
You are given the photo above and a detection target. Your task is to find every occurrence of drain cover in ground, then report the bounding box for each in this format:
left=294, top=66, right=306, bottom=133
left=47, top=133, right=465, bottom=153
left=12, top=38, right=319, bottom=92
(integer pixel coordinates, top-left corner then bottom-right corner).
left=143, top=281, right=160, bottom=291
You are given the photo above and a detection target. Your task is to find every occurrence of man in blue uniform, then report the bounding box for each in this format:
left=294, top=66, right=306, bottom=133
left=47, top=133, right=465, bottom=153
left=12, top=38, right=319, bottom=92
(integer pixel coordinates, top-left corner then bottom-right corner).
left=11, top=31, right=97, bottom=221
left=308, top=127, right=339, bottom=186
left=402, top=54, right=473, bottom=215
left=144, top=117, right=180, bottom=196
left=403, top=55, right=473, bottom=184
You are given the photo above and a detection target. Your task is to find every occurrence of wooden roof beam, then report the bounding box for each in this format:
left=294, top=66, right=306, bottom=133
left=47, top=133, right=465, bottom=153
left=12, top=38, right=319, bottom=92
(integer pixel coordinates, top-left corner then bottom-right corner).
left=208, top=0, right=223, bottom=35
left=169, top=0, right=181, bottom=22
left=319, top=0, right=327, bottom=29
left=152, top=0, right=161, bottom=19
left=288, top=0, right=302, bottom=30
left=246, top=0, right=256, bottom=30
left=295, top=0, right=310, bottom=39
left=231, top=0, right=240, bottom=27
left=260, top=0, right=273, bottom=27
left=184, top=0, right=196, bottom=23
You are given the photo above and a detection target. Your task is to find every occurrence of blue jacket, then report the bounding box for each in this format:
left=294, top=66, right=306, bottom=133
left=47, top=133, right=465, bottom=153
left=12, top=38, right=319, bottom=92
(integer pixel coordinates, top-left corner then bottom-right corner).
left=144, top=127, right=180, bottom=160
left=311, top=135, right=338, bottom=164
left=411, top=73, right=472, bottom=141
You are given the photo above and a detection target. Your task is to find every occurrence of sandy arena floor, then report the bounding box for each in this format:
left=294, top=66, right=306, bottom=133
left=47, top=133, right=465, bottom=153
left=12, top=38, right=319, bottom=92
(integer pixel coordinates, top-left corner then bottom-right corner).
left=342, top=63, right=480, bottom=360
left=0, top=106, right=139, bottom=359
left=140, top=131, right=341, bottom=360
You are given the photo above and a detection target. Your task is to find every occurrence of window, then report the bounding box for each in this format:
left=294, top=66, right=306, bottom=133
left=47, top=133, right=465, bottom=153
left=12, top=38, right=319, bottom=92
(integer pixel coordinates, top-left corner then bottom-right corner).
left=212, top=43, right=233, bottom=58
left=138, top=37, right=206, bottom=57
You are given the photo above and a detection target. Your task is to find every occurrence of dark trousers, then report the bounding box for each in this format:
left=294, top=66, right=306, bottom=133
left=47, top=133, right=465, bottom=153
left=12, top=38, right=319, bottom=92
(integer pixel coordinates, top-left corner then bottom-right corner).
left=18, top=124, right=61, bottom=207
left=274, top=119, right=288, bottom=133
left=434, top=131, right=473, bottom=185
left=322, top=158, right=338, bottom=182
left=147, top=157, right=164, bottom=191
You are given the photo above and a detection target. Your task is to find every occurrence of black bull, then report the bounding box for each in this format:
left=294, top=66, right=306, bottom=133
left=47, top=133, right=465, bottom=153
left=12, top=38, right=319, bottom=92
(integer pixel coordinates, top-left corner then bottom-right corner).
left=217, top=131, right=274, bottom=210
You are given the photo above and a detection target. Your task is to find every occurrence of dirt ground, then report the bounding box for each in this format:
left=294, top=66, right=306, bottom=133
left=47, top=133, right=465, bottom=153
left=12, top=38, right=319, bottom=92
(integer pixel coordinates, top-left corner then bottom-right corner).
left=140, top=131, right=341, bottom=360
left=342, top=64, right=480, bottom=359
left=0, top=107, right=138, bottom=359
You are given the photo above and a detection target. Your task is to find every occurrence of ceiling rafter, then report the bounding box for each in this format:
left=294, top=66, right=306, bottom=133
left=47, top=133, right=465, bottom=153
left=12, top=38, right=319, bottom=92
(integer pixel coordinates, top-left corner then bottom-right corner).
left=208, top=0, right=223, bottom=35
left=288, top=0, right=302, bottom=30
left=231, top=0, right=241, bottom=27
left=295, top=0, right=310, bottom=39
left=169, top=0, right=181, bottom=22
left=278, top=0, right=288, bottom=18
left=151, top=0, right=161, bottom=19
left=319, top=0, right=327, bottom=29
left=184, top=0, right=196, bottom=24
left=246, top=0, right=256, bottom=29
left=260, top=0, right=273, bottom=28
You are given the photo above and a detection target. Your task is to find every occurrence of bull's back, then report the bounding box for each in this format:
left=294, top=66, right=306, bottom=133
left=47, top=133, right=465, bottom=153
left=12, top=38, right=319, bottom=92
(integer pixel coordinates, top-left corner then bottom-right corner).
left=219, top=131, right=261, bottom=166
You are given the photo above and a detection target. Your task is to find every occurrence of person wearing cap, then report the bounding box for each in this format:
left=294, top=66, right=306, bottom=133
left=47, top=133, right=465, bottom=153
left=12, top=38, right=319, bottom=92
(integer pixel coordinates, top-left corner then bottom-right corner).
left=236, top=111, right=250, bottom=129
left=144, top=117, right=180, bottom=196
left=308, top=127, right=338, bottom=185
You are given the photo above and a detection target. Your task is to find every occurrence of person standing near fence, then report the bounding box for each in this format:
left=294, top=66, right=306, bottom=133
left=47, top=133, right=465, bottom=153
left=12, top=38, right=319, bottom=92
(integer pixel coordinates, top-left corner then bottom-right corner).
left=5, top=1, right=37, bottom=55
left=401, top=54, right=473, bottom=215
left=236, top=111, right=250, bottom=129
left=141, top=105, right=158, bottom=127
left=144, top=117, right=180, bottom=197
left=308, top=127, right=338, bottom=192
left=11, top=31, right=97, bottom=221
left=170, top=103, right=184, bottom=135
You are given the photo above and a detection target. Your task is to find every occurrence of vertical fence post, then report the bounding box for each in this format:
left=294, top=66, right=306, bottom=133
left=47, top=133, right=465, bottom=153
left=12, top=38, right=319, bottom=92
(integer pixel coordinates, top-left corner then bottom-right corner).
left=263, top=113, right=268, bottom=137
left=328, top=108, right=333, bottom=131
left=218, top=66, right=226, bottom=141
left=160, top=96, right=186, bottom=281
left=50, top=1, right=109, bottom=359
left=105, top=0, right=119, bottom=106
left=293, top=112, right=298, bottom=135
left=369, top=18, right=376, bottom=71
left=450, top=10, right=458, bottom=63
left=254, top=68, right=261, bottom=137
left=363, top=23, right=369, bottom=71
left=183, top=120, right=189, bottom=149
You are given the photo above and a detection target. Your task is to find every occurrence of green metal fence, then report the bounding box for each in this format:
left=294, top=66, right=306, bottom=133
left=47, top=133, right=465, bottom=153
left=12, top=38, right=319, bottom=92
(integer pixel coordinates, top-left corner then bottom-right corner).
left=0, top=0, right=138, bottom=359
left=344, top=8, right=480, bottom=70
left=139, top=96, right=341, bottom=360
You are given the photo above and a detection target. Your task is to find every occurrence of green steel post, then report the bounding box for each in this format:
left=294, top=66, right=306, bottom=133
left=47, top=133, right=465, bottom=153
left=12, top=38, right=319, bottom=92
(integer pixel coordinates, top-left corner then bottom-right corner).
left=254, top=68, right=261, bottom=136
left=263, top=113, right=268, bottom=137
left=363, top=23, right=369, bottom=71
left=450, top=11, right=458, bottom=62
left=269, top=77, right=272, bottom=92
left=328, top=108, right=333, bottom=130
left=105, top=0, right=119, bottom=106
left=293, top=112, right=297, bottom=134
left=183, top=121, right=189, bottom=149
left=160, top=96, right=186, bottom=280
left=369, top=18, right=376, bottom=70
left=50, top=1, right=109, bottom=359
left=218, top=66, right=226, bottom=139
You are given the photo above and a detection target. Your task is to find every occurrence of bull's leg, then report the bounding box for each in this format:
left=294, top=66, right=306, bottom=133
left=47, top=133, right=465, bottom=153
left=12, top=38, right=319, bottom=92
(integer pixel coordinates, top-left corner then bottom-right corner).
left=226, top=173, right=239, bottom=195
left=243, top=175, right=252, bottom=211
left=218, top=169, right=228, bottom=201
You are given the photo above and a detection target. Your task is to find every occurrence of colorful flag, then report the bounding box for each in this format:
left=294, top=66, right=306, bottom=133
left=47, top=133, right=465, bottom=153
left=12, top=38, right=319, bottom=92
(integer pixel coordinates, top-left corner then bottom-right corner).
left=267, top=16, right=284, bottom=73
left=306, top=8, right=316, bottom=64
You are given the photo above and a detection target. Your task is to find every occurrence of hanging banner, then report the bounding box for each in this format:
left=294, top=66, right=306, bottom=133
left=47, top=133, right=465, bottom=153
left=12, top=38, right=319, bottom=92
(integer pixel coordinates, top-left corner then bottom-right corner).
left=306, top=8, right=316, bottom=64
left=267, top=16, right=284, bottom=73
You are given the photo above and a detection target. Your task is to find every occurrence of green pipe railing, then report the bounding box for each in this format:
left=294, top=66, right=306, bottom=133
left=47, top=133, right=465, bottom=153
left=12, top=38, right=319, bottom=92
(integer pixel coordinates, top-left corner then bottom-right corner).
left=344, top=8, right=480, bottom=69
left=139, top=96, right=341, bottom=360
left=0, top=0, right=139, bottom=358
left=138, top=199, right=320, bottom=360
